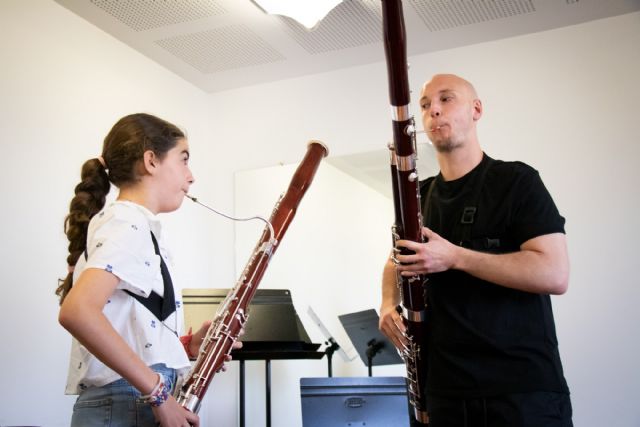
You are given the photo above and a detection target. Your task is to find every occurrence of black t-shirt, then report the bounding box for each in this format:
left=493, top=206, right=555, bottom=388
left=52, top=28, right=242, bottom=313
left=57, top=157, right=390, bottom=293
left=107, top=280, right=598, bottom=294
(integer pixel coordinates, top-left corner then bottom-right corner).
left=420, top=153, right=570, bottom=398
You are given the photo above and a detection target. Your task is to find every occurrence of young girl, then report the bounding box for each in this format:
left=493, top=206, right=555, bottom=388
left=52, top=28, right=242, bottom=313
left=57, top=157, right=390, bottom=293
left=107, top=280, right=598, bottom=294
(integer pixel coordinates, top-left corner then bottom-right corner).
left=57, top=113, right=219, bottom=427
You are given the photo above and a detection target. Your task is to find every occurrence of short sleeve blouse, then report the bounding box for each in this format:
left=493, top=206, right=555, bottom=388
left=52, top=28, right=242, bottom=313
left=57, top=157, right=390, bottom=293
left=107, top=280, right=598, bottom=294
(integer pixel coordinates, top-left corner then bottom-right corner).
left=65, top=201, right=190, bottom=394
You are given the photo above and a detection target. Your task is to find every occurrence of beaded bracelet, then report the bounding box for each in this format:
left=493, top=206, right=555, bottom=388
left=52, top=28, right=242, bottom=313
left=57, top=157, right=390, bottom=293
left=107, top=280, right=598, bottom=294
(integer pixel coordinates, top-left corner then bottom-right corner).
left=141, top=373, right=169, bottom=407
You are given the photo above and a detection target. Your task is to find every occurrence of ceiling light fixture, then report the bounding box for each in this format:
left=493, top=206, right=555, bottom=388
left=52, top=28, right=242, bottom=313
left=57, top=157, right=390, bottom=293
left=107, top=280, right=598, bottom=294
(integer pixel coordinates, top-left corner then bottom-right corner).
left=251, top=0, right=342, bottom=29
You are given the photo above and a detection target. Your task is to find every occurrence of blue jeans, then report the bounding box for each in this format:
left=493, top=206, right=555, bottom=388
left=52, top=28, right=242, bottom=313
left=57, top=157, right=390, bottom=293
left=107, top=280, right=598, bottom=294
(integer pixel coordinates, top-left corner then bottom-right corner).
left=70, top=364, right=177, bottom=427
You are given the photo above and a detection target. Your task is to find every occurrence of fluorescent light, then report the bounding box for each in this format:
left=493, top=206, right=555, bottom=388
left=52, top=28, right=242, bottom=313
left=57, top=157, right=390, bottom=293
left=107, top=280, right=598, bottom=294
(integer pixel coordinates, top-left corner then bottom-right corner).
left=252, top=0, right=342, bottom=29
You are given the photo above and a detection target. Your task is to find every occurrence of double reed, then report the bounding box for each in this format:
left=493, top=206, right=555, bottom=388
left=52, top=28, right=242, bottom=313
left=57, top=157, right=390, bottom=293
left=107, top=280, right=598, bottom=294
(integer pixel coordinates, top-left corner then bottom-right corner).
left=175, top=141, right=328, bottom=413
left=381, top=0, right=429, bottom=424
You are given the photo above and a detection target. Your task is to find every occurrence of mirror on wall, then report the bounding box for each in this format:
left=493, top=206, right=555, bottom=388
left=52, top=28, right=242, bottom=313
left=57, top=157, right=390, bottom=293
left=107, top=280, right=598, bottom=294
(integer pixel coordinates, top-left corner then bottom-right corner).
left=326, top=142, right=438, bottom=200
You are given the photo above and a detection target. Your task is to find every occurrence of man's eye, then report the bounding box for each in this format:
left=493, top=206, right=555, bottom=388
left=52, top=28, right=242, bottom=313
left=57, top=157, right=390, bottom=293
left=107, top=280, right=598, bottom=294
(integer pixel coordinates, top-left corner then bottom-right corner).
left=420, top=103, right=430, bottom=110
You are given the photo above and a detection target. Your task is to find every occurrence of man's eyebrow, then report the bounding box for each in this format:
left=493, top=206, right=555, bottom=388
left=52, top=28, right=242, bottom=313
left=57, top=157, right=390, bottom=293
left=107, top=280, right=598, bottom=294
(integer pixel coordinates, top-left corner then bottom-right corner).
left=420, top=89, right=455, bottom=102
left=182, top=149, right=190, bottom=158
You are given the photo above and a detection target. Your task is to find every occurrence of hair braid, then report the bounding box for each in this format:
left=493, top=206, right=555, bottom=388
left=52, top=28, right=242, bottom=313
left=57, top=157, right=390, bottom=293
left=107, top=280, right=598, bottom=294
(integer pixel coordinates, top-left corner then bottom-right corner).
left=56, top=158, right=109, bottom=304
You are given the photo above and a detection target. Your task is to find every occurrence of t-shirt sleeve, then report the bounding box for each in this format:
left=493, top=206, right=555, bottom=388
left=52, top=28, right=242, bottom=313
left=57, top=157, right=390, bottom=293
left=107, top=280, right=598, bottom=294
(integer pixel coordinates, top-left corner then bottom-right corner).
left=84, top=211, right=163, bottom=297
left=509, top=167, right=565, bottom=246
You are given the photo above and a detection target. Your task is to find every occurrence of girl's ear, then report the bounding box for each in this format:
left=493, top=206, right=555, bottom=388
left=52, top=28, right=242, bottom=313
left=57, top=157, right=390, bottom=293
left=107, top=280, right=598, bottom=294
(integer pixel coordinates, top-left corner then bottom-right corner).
left=142, top=150, right=157, bottom=175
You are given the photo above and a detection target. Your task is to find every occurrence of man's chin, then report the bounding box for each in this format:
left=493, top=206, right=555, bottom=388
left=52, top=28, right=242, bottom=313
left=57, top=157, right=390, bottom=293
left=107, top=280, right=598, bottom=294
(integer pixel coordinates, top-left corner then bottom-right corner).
left=432, top=139, right=457, bottom=153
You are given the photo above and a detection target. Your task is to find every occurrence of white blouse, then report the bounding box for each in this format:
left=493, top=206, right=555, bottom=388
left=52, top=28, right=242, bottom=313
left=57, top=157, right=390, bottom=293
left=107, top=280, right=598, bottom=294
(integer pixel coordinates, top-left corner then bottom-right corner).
left=65, top=201, right=190, bottom=394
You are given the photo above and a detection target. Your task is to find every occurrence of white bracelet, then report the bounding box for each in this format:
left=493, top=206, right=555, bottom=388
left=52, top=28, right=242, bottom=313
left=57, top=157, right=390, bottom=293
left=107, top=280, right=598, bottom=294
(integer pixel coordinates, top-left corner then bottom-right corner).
left=140, top=373, right=163, bottom=400
left=141, top=372, right=169, bottom=407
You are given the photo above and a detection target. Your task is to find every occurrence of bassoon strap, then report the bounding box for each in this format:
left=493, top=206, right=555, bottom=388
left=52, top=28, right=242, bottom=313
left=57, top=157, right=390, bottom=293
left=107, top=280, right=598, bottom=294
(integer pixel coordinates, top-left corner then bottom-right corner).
left=422, top=177, right=437, bottom=229
left=455, top=155, right=494, bottom=248
left=123, top=231, right=176, bottom=322
left=84, top=231, right=176, bottom=322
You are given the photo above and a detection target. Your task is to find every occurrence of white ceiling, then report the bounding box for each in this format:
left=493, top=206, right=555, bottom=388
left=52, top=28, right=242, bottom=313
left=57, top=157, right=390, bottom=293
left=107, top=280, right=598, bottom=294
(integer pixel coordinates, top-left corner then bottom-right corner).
left=55, top=0, right=640, bottom=94
left=52, top=0, right=640, bottom=198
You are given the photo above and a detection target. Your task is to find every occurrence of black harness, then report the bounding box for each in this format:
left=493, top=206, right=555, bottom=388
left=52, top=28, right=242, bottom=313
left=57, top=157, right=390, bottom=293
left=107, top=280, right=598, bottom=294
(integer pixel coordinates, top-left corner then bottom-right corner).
left=83, top=231, right=176, bottom=322
left=422, top=157, right=499, bottom=250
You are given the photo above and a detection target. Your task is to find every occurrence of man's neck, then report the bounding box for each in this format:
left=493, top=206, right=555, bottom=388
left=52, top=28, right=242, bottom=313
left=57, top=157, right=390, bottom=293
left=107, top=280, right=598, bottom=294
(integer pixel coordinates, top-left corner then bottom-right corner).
left=436, top=144, right=484, bottom=181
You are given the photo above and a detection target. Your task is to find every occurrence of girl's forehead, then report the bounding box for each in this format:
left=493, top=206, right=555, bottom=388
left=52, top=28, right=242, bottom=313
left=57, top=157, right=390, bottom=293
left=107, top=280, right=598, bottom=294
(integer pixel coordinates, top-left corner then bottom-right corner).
left=173, top=138, right=189, bottom=150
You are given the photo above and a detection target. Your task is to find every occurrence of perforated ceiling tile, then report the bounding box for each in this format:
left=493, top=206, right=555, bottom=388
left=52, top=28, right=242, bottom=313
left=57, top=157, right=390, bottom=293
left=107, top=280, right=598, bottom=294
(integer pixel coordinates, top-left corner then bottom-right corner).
left=155, top=25, right=286, bottom=73
left=410, top=0, right=535, bottom=32
left=90, top=0, right=226, bottom=32
left=282, top=0, right=383, bottom=55
left=54, top=0, right=637, bottom=92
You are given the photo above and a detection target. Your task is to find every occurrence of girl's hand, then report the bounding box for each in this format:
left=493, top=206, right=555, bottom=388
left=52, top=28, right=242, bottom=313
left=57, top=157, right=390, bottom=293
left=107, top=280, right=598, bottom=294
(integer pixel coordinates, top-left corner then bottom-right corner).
left=152, top=394, right=199, bottom=427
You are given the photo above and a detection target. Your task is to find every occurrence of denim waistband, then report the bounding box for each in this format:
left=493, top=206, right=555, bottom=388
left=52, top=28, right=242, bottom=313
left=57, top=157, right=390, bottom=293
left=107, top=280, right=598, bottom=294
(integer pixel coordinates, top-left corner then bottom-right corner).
left=82, top=363, right=177, bottom=398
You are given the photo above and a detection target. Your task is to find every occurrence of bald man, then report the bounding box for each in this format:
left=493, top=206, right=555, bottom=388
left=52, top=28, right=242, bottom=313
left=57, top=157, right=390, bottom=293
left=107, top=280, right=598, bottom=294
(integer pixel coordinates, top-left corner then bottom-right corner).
left=380, top=74, right=572, bottom=426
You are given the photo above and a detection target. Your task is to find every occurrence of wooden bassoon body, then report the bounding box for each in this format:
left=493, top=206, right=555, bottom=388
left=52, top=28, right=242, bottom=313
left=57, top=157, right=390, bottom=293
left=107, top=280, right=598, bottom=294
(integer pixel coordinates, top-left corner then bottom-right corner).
left=381, top=1, right=429, bottom=424
left=175, top=141, right=328, bottom=413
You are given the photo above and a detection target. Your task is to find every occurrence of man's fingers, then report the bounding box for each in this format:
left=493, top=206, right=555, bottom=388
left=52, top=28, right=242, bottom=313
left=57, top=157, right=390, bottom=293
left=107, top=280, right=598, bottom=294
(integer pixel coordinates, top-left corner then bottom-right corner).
left=386, top=313, right=407, bottom=349
left=392, top=311, right=406, bottom=332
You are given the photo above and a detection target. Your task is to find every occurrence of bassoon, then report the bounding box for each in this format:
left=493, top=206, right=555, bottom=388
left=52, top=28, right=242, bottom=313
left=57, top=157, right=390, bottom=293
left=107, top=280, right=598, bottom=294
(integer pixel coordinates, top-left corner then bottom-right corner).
left=175, top=141, right=328, bottom=413
left=381, top=0, right=429, bottom=424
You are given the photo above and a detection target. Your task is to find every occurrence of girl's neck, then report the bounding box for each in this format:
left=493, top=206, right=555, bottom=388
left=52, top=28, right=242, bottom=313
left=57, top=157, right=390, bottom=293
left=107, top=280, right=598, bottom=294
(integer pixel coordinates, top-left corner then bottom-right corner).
left=117, top=187, right=157, bottom=214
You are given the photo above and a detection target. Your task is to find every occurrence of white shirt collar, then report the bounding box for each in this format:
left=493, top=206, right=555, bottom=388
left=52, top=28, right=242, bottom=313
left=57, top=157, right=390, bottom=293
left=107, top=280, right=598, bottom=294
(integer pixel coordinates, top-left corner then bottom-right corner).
left=114, top=200, right=162, bottom=238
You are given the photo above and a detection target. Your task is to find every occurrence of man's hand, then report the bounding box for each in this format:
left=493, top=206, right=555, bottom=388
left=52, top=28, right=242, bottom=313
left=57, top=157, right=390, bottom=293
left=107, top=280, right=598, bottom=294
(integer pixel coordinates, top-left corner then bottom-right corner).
left=395, top=227, right=459, bottom=276
left=379, top=303, right=407, bottom=350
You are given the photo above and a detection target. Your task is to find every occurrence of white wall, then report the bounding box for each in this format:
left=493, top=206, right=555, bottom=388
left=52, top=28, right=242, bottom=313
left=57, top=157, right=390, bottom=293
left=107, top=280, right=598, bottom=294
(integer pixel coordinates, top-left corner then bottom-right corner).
left=1, top=0, right=639, bottom=425
left=234, top=160, right=397, bottom=426
left=0, top=1, right=238, bottom=426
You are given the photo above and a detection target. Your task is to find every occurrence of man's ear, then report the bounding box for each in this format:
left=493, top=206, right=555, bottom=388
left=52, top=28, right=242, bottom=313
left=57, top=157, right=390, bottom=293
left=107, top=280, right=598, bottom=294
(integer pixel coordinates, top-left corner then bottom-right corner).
left=142, top=150, right=157, bottom=175
left=472, top=99, right=483, bottom=121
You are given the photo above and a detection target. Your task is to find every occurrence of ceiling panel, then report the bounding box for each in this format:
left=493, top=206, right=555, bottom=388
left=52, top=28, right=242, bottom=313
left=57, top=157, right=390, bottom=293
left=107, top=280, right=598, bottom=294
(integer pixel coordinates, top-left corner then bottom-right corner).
left=55, top=0, right=640, bottom=93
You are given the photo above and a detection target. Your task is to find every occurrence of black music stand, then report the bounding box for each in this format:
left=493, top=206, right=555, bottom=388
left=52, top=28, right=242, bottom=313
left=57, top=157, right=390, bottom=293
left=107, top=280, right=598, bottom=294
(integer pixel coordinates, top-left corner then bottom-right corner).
left=182, top=288, right=324, bottom=427
left=338, top=309, right=402, bottom=376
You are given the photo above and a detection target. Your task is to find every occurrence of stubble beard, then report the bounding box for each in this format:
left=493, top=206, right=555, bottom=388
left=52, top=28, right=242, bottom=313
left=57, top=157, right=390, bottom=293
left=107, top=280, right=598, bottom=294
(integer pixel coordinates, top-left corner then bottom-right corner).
left=431, top=136, right=462, bottom=154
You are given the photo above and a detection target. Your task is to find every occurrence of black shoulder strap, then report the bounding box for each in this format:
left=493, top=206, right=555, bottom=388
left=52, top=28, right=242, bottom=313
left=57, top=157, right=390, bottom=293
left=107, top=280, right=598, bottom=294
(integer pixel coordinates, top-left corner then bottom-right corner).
left=124, top=232, right=176, bottom=322
left=454, top=157, right=494, bottom=247
left=84, top=232, right=176, bottom=321
left=421, top=177, right=438, bottom=229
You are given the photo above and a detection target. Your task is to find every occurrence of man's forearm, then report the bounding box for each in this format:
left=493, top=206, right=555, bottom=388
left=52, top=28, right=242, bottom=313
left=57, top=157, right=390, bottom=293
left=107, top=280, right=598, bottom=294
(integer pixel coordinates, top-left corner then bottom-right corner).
left=381, top=258, right=400, bottom=308
left=453, top=234, right=569, bottom=295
